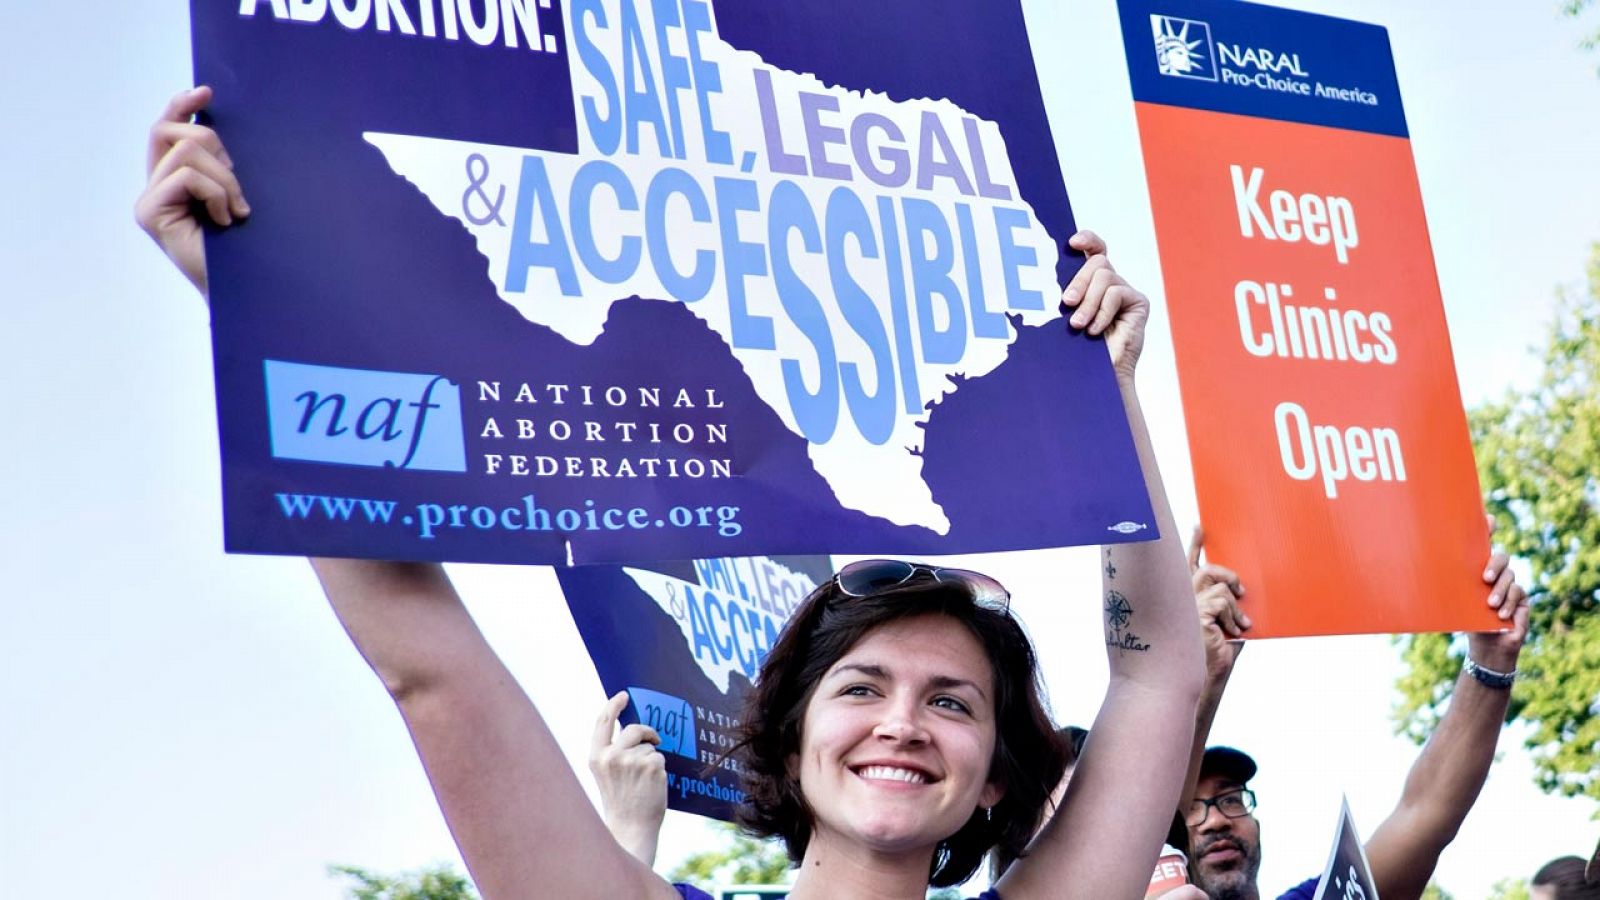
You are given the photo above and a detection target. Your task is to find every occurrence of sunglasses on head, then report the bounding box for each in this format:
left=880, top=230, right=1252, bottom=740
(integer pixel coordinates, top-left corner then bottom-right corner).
left=834, top=559, right=1011, bottom=611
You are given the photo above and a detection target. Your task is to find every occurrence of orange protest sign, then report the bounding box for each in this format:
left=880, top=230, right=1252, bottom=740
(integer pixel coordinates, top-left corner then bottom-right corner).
left=1119, top=0, right=1499, bottom=637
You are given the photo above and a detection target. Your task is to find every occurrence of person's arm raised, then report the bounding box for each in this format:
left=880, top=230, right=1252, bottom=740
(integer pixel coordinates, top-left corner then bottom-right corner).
left=1361, top=547, right=1528, bottom=900
left=1000, top=232, right=1206, bottom=900
left=137, top=90, right=676, bottom=900
left=1180, top=527, right=1250, bottom=809
left=310, top=560, right=678, bottom=899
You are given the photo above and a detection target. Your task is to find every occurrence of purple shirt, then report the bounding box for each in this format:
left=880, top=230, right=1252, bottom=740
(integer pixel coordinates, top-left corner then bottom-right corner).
left=673, top=887, right=1001, bottom=899
left=1277, top=876, right=1320, bottom=900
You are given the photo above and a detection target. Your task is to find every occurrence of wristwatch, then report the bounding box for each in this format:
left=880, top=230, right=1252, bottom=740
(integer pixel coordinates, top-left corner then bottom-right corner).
left=1463, top=657, right=1517, bottom=689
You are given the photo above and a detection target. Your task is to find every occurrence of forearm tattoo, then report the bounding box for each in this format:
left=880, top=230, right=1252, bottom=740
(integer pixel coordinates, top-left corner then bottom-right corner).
left=1103, top=549, right=1149, bottom=653
left=1104, top=587, right=1151, bottom=654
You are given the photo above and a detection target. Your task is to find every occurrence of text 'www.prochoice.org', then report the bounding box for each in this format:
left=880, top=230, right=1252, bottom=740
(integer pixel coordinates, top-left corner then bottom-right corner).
left=274, top=492, right=744, bottom=539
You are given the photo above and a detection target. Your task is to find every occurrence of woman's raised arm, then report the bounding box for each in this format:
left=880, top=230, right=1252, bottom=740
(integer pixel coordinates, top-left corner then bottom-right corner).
left=138, top=87, right=678, bottom=900
left=309, top=558, right=679, bottom=899
left=1001, top=232, right=1206, bottom=900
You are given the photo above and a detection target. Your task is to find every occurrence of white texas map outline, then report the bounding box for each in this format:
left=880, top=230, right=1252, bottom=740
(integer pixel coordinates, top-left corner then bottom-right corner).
left=367, top=0, right=1063, bottom=533
left=623, top=556, right=819, bottom=692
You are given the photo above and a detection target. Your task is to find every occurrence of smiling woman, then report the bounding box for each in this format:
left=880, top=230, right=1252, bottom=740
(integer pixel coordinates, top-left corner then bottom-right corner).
left=735, top=571, right=1064, bottom=889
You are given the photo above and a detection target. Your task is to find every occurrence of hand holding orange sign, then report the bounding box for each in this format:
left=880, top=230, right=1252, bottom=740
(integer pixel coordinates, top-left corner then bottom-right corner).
left=1468, top=546, right=1530, bottom=673
left=1188, top=526, right=1249, bottom=675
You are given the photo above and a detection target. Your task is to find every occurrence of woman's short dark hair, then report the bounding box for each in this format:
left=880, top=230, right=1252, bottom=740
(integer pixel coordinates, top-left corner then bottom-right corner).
left=990, top=725, right=1087, bottom=880
left=733, top=572, right=1068, bottom=888
left=1533, top=856, right=1600, bottom=899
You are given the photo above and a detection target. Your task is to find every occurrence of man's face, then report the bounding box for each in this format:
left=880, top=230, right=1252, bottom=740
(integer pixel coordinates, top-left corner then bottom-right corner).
left=1188, top=773, right=1264, bottom=900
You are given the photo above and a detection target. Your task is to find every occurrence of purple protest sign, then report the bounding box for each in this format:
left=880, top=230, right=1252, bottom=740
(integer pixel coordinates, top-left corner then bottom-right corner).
left=195, top=0, right=1153, bottom=563
left=559, top=555, right=832, bottom=820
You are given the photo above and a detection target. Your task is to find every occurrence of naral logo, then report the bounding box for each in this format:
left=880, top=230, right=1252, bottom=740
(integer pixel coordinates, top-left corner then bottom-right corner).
left=263, top=359, right=467, bottom=472
left=628, top=686, right=698, bottom=760
left=1151, top=14, right=1218, bottom=82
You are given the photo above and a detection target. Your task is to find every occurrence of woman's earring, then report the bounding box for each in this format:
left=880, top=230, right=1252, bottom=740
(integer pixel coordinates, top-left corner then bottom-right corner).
left=984, top=806, right=992, bottom=823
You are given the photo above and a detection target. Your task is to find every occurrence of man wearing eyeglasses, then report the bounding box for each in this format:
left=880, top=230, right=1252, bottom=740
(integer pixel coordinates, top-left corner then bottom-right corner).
left=1185, top=746, right=1265, bottom=899
left=1183, top=529, right=1530, bottom=900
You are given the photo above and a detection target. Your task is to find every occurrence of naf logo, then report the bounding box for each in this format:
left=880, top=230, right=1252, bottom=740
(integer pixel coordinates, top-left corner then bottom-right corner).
left=263, top=359, right=467, bottom=472
left=1151, top=14, right=1218, bottom=81
left=628, top=686, right=698, bottom=760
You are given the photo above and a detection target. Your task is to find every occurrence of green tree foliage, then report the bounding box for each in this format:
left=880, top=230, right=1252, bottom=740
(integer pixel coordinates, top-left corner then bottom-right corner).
left=1420, top=882, right=1455, bottom=900
left=1487, top=877, right=1532, bottom=900
left=329, top=863, right=479, bottom=900
left=668, top=822, right=795, bottom=887
left=1392, top=246, right=1600, bottom=808
left=1564, top=0, right=1600, bottom=59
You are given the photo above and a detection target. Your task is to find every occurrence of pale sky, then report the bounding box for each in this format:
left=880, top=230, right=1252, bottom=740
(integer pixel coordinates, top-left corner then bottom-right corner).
left=3, top=2, right=1598, bottom=898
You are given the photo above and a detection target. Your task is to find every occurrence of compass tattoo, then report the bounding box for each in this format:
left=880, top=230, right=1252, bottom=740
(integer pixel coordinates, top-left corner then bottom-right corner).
left=1104, top=590, right=1132, bottom=628
left=1104, top=589, right=1150, bottom=654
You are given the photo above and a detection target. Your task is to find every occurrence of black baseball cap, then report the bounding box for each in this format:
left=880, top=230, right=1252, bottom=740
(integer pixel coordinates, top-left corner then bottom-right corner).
left=1200, top=746, right=1258, bottom=786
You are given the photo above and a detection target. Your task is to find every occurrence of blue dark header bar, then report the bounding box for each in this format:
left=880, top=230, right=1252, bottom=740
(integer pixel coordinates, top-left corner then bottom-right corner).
left=1118, top=0, right=1408, bottom=137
